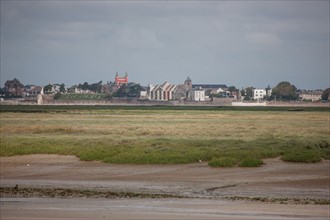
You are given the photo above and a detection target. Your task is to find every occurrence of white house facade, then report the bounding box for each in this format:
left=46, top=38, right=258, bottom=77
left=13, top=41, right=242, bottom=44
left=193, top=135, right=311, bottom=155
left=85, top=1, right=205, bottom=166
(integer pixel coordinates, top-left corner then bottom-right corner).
left=188, top=89, right=205, bottom=101
left=253, top=89, right=267, bottom=100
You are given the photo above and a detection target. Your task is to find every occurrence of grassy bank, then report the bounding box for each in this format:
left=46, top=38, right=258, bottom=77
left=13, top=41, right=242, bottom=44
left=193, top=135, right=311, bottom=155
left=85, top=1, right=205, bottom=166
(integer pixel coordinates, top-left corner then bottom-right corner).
left=0, top=106, right=329, bottom=167
left=0, top=104, right=329, bottom=113
left=58, top=93, right=106, bottom=100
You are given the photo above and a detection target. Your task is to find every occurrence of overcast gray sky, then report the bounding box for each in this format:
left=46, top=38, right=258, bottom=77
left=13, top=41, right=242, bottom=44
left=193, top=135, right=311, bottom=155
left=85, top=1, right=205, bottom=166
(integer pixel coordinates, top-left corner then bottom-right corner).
left=1, top=0, right=329, bottom=89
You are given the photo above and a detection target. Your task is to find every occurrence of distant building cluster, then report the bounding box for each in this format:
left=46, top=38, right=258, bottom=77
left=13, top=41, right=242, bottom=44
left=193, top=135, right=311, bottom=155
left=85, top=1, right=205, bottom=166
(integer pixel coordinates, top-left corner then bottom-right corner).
left=297, top=90, right=323, bottom=102
left=143, top=77, right=242, bottom=102
left=145, top=77, right=192, bottom=101
left=1, top=73, right=329, bottom=103
left=4, top=78, right=43, bottom=97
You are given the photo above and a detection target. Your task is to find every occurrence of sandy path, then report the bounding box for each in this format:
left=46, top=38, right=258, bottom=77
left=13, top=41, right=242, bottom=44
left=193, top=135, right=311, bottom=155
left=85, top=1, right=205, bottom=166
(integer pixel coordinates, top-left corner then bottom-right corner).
left=1, top=154, right=330, bottom=219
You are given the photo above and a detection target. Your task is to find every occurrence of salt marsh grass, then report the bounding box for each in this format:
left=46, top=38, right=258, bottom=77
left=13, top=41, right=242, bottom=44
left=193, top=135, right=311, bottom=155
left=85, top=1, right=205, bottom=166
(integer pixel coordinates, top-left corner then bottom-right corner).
left=0, top=106, right=329, bottom=167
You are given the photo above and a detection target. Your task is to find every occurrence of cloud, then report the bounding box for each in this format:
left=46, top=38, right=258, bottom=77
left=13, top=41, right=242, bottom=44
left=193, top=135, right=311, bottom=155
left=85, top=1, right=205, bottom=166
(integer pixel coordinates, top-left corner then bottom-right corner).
left=0, top=1, right=328, bottom=89
left=245, top=32, right=281, bottom=46
left=115, top=27, right=163, bottom=50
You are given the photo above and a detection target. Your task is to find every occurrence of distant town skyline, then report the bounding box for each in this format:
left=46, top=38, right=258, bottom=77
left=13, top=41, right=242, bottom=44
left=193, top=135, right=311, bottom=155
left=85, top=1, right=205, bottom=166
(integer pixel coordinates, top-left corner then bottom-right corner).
left=1, top=1, right=329, bottom=90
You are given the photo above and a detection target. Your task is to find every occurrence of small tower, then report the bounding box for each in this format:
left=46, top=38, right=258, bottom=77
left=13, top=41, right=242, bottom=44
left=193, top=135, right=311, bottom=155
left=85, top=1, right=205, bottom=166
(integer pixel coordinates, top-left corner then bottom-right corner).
left=184, top=76, right=192, bottom=90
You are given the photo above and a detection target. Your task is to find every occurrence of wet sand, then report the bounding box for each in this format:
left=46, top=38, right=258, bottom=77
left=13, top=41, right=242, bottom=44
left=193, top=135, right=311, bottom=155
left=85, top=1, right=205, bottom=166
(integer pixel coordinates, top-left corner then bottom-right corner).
left=2, top=197, right=329, bottom=220
left=1, top=154, right=329, bottom=219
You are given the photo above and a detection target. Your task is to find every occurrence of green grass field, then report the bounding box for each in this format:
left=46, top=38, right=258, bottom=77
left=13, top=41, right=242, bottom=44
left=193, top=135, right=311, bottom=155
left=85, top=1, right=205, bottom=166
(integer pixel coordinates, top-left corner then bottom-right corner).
left=0, top=105, right=329, bottom=167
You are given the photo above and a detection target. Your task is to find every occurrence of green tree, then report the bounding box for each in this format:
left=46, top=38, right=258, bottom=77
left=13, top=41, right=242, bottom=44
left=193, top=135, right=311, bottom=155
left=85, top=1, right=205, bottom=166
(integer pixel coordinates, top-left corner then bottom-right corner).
left=228, top=86, right=237, bottom=92
left=113, top=83, right=145, bottom=97
left=44, top=84, right=53, bottom=94
left=242, top=87, right=254, bottom=100
left=59, top=84, right=66, bottom=93
left=53, top=92, right=62, bottom=100
left=89, top=81, right=102, bottom=93
left=78, top=82, right=90, bottom=90
left=228, top=86, right=239, bottom=98
left=321, top=88, right=330, bottom=101
left=271, top=81, right=298, bottom=101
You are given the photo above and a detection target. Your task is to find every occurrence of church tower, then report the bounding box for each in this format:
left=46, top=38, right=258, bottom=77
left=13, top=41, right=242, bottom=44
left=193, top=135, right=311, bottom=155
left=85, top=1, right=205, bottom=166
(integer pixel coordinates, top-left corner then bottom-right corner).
left=115, top=72, right=128, bottom=87
left=184, top=76, right=192, bottom=90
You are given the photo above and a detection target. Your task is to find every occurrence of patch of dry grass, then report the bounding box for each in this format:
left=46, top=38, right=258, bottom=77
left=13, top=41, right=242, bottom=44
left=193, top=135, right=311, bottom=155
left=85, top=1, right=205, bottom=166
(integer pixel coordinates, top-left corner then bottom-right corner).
left=1, top=109, right=329, bottom=166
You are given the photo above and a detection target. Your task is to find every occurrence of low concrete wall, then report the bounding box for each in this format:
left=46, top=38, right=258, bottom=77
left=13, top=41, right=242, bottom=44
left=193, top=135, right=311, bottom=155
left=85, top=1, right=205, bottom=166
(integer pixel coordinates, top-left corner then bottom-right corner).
left=268, top=101, right=329, bottom=107
left=232, top=102, right=267, bottom=106
left=212, top=98, right=236, bottom=106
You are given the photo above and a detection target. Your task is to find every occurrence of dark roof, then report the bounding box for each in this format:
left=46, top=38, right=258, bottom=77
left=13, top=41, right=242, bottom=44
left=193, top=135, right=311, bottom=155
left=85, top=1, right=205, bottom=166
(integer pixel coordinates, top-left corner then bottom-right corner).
left=192, top=84, right=228, bottom=89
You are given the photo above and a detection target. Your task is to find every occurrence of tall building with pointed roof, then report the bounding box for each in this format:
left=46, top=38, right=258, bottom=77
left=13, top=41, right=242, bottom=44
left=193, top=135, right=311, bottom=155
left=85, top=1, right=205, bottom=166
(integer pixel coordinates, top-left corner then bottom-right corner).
left=115, top=72, right=128, bottom=87
left=184, top=76, right=192, bottom=90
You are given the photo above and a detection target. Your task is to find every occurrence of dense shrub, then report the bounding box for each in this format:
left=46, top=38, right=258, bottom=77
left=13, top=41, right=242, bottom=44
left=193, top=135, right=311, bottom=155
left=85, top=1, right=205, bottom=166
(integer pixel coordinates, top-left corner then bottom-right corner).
left=239, top=158, right=264, bottom=167
left=53, top=92, right=62, bottom=100
left=281, top=150, right=322, bottom=163
left=208, top=157, right=237, bottom=167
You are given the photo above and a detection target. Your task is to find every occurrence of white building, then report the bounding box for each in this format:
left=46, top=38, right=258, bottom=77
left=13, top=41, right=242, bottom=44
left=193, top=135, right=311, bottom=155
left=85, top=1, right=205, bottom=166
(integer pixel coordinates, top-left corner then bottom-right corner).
left=210, top=87, right=225, bottom=95
left=253, top=89, right=267, bottom=100
left=52, top=84, right=61, bottom=93
left=267, top=89, right=272, bottom=97
left=139, top=91, right=148, bottom=99
left=188, top=89, right=205, bottom=101
left=74, top=87, right=93, bottom=94
left=30, top=86, right=44, bottom=96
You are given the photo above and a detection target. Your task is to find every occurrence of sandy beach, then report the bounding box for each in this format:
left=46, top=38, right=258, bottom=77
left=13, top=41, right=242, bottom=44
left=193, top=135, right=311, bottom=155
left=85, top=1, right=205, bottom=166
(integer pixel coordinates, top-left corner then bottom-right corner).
left=1, top=154, right=329, bottom=219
